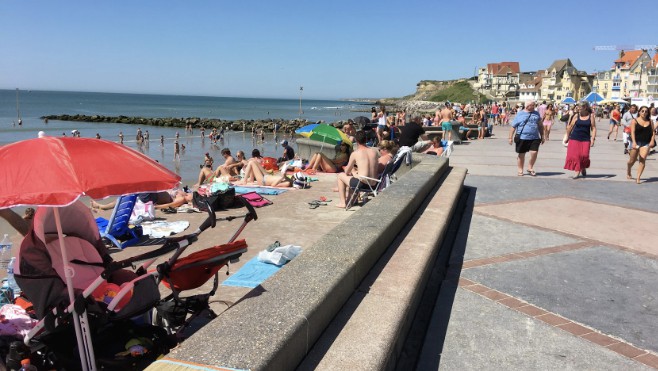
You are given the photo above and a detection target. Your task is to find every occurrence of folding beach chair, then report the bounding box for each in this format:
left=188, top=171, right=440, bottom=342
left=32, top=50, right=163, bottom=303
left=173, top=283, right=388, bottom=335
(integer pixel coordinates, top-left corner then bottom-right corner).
left=345, top=152, right=406, bottom=210
left=96, top=194, right=141, bottom=249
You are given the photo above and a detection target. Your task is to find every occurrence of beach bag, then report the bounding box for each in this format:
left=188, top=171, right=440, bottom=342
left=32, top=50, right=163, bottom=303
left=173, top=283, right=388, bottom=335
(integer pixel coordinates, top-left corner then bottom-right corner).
left=193, top=187, right=236, bottom=212
left=624, top=125, right=631, bottom=134
left=261, top=157, right=278, bottom=171
left=292, top=172, right=309, bottom=189
left=239, top=192, right=273, bottom=208
left=130, top=200, right=155, bottom=223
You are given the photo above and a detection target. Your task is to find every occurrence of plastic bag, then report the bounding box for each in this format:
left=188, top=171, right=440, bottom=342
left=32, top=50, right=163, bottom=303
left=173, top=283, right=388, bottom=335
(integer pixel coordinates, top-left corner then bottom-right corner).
left=258, top=244, right=302, bottom=266
left=130, top=200, right=155, bottom=224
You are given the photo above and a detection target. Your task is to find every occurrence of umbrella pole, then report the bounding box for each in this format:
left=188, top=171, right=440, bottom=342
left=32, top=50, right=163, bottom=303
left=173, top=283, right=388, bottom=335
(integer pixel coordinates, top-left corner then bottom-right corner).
left=54, top=210, right=97, bottom=371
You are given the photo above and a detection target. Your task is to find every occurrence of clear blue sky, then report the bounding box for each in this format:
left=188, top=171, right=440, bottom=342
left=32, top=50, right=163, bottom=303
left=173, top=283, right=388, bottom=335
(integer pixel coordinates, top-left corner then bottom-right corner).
left=1, top=0, right=656, bottom=100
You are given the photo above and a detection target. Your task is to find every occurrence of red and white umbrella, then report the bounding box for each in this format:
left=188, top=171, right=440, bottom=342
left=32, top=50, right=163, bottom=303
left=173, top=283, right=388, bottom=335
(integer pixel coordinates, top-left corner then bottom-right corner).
left=0, top=136, right=181, bottom=370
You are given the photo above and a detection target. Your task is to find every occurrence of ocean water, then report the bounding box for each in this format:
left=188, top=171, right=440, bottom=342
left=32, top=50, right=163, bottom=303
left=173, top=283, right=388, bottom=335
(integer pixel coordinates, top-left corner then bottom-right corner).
left=0, top=90, right=369, bottom=182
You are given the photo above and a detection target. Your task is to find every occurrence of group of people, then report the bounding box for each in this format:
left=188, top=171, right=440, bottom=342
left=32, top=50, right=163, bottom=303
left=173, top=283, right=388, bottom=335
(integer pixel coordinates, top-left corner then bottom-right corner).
left=508, top=99, right=656, bottom=182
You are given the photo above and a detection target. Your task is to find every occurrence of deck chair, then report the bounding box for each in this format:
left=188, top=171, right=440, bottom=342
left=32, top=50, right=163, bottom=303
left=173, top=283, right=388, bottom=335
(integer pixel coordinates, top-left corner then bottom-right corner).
left=345, top=152, right=406, bottom=210
left=441, top=140, right=454, bottom=158
left=95, top=194, right=140, bottom=249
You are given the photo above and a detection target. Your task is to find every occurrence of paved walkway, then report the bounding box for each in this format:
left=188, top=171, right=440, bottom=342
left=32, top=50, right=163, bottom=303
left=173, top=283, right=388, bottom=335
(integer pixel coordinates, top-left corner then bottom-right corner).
left=418, top=122, right=658, bottom=369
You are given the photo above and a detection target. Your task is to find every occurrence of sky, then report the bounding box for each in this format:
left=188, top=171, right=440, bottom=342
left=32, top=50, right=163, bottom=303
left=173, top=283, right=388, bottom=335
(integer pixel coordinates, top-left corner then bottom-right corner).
left=1, top=0, right=657, bottom=100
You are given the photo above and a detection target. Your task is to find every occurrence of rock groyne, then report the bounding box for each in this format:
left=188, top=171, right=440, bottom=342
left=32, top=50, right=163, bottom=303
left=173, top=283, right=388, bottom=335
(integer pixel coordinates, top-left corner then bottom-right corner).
left=41, top=114, right=325, bottom=132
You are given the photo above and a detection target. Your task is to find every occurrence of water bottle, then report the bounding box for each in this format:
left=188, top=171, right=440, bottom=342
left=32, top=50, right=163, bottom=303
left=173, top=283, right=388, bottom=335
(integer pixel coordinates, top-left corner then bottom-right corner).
left=0, top=234, right=12, bottom=269
left=7, top=257, right=20, bottom=297
left=19, top=358, right=37, bottom=371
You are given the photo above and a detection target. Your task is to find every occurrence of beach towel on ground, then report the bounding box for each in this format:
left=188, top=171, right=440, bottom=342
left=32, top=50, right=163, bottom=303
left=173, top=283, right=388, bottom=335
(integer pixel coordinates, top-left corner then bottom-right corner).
left=221, top=256, right=283, bottom=288
left=240, top=192, right=273, bottom=208
left=140, top=220, right=189, bottom=238
left=233, top=186, right=288, bottom=195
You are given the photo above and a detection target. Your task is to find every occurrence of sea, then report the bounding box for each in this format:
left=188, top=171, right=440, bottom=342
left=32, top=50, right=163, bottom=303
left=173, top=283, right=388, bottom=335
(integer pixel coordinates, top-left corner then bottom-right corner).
left=0, top=90, right=373, bottom=238
left=0, top=89, right=370, bottom=182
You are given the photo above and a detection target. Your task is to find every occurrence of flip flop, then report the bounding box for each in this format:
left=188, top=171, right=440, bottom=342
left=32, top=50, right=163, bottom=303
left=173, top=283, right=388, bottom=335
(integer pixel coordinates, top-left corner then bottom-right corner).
left=517, top=171, right=523, bottom=176
left=527, top=169, right=536, bottom=176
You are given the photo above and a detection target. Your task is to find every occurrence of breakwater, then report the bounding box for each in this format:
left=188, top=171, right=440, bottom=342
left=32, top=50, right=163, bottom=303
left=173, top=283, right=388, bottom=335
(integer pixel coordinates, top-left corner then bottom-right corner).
left=40, top=114, right=337, bottom=132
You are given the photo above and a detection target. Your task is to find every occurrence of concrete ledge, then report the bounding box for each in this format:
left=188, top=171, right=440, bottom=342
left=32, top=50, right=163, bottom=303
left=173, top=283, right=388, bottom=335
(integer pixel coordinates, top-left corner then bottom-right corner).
left=148, top=155, right=460, bottom=371
left=296, top=138, right=341, bottom=161
left=298, top=167, right=467, bottom=370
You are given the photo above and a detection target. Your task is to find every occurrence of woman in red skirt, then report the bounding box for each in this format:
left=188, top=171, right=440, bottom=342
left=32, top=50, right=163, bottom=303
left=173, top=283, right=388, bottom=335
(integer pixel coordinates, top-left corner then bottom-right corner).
left=564, top=102, right=597, bottom=179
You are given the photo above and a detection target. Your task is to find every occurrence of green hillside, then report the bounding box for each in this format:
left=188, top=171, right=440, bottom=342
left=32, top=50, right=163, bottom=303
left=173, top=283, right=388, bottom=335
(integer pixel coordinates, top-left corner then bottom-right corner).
left=429, top=81, right=487, bottom=103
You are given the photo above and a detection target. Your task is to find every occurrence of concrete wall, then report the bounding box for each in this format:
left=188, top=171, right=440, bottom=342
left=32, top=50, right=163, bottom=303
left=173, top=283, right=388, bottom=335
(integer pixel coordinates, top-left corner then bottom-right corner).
left=148, top=155, right=462, bottom=371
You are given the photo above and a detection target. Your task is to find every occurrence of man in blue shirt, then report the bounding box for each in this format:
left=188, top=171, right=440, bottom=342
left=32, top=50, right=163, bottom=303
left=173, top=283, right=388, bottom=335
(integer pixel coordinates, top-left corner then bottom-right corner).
left=278, top=140, right=295, bottom=163
left=508, top=101, right=545, bottom=176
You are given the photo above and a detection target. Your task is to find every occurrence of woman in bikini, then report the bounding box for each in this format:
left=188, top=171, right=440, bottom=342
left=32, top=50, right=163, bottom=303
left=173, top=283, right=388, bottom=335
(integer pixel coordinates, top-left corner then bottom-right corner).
left=195, top=158, right=215, bottom=187
left=627, top=106, right=656, bottom=184
left=543, top=104, right=555, bottom=141
left=307, top=142, right=351, bottom=173
left=238, top=161, right=293, bottom=188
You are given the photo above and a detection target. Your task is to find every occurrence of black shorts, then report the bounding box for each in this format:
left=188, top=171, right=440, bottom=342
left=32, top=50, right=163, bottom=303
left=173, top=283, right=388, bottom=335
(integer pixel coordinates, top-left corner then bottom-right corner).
left=349, top=177, right=371, bottom=189
left=515, top=139, right=541, bottom=153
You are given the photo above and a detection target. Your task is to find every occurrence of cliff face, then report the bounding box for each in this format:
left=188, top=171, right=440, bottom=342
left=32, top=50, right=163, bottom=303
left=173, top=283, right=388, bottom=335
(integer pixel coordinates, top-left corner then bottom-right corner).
left=413, top=79, right=468, bottom=100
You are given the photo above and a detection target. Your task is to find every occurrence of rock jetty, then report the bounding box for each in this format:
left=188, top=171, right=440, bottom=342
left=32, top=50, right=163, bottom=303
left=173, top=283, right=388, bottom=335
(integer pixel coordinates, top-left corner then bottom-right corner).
left=41, top=114, right=326, bottom=132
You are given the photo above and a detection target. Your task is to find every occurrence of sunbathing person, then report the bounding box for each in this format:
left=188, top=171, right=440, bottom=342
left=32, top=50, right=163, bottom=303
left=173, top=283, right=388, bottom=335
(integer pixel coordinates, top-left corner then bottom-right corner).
left=336, top=130, right=379, bottom=208
left=307, top=142, right=351, bottom=173
left=91, top=191, right=183, bottom=210
left=237, top=161, right=293, bottom=187
left=377, top=140, right=397, bottom=174
left=195, top=158, right=215, bottom=187
left=214, top=148, right=239, bottom=177
left=153, top=190, right=194, bottom=210
left=226, top=150, right=249, bottom=176
left=422, top=137, right=445, bottom=156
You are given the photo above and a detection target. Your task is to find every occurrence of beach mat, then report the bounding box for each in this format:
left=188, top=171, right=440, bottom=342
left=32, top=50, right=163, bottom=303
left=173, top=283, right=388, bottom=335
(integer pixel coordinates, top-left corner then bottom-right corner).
left=221, top=256, right=282, bottom=288
left=233, top=186, right=288, bottom=195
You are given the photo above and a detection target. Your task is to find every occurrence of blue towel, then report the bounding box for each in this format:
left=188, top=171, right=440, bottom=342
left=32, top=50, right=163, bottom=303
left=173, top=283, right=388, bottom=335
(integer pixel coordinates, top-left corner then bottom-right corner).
left=221, top=256, right=282, bottom=288
left=233, top=186, right=287, bottom=195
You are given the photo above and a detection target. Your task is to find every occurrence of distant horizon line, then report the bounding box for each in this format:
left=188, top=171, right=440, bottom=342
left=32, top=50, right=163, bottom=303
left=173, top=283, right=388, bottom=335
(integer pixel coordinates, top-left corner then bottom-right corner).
left=1, top=88, right=379, bottom=103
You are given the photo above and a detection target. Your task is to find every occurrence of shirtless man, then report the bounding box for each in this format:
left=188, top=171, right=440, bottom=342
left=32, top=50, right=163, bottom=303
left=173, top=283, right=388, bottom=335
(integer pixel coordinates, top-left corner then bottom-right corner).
left=336, top=130, right=379, bottom=208
left=342, top=119, right=357, bottom=142
left=214, top=148, right=238, bottom=177
left=440, top=102, right=455, bottom=141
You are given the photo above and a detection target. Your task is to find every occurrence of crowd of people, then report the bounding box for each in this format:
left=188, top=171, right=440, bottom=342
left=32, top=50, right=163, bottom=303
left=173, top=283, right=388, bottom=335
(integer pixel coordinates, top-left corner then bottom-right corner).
left=505, top=99, right=656, bottom=183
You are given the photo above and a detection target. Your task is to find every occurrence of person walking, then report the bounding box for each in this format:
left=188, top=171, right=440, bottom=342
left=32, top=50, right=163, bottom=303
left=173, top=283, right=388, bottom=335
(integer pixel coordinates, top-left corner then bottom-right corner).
left=621, top=104, right=637, bottom=154
left=564, top=102, right=597, bottom=179
left=543, top=104, right=555, bottom=141
left=608, top=105, right=621, bottom=141
left=627, top=106, right=656, bottom=184
left=509, top=100, right=544, bottom=176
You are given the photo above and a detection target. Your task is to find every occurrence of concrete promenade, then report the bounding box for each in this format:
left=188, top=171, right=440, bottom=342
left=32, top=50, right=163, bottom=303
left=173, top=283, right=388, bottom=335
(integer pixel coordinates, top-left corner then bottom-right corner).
left=418, top=122, right=658, bottom=370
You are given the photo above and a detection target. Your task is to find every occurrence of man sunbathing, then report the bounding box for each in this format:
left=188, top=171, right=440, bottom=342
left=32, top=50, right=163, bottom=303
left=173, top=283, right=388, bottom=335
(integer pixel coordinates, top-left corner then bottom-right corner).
left=236, top=161, right=293, bottom=188
left=335, top=130, right=378, bottom=208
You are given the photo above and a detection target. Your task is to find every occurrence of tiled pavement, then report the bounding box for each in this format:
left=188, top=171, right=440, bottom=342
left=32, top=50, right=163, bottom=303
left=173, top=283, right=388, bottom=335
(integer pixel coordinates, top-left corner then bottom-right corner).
left=418, top=122, right=658, bottom=370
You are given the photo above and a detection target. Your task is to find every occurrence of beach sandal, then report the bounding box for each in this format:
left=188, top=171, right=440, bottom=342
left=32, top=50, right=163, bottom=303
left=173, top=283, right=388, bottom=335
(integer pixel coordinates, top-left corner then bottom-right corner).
left=308, top=200, right=330, bottom=209
left=517, top=171, right=523, bottom=176
left=162, top=207, right=177, bottom=214
left=527, top=169, right=536, bottom=177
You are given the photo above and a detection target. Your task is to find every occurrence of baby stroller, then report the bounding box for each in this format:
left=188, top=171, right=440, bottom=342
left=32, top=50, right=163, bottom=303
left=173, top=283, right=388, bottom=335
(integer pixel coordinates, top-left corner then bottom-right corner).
left=153, top=196, right=257, bottom=341
left=11, top=199, right=222, bottom=370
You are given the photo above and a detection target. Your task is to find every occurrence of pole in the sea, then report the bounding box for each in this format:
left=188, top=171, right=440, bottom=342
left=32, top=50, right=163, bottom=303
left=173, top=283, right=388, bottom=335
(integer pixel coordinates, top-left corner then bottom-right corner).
left=16, top=88, right=21, bottom=123
left=299, top=86, right=303, bottom=118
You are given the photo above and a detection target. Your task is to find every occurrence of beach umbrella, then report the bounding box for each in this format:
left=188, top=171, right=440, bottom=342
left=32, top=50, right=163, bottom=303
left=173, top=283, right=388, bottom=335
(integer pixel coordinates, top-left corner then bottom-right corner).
left=0, top=136, right=181, bottom=370
left=599, top=98, right=628, bottom=105
left=303, top=123, right=352, bottom=146
left=580, top=92, right=604, bottom=104
left=294, top=123, right=319, bottom=136
left=561, top=97, right=577, bottom=104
